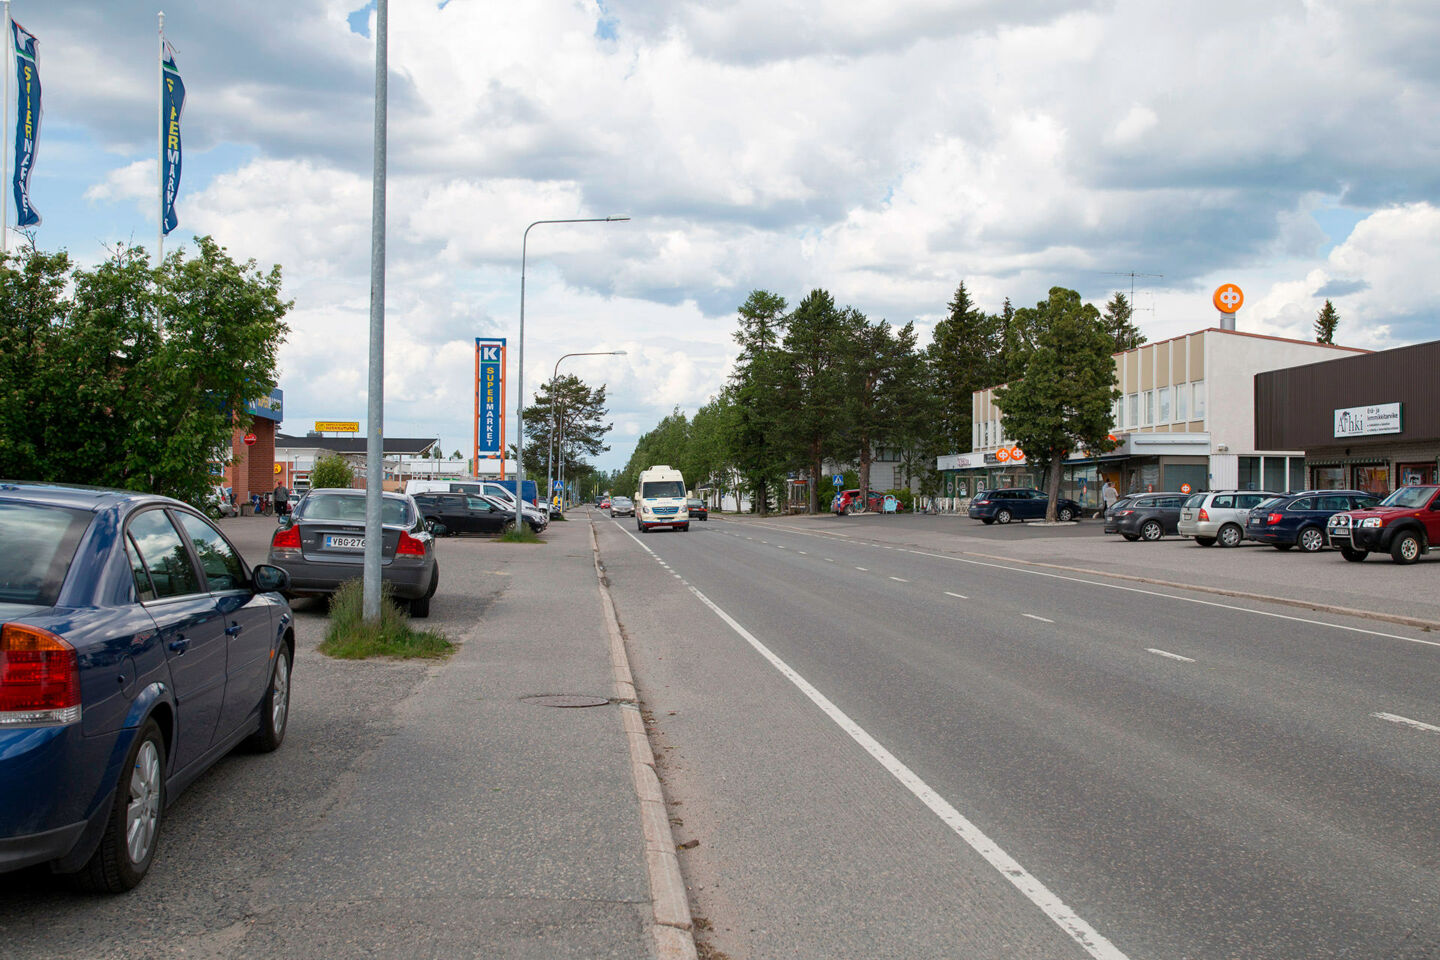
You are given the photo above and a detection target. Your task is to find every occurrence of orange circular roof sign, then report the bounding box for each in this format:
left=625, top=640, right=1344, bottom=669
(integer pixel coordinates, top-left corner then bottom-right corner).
left=995, top=448, right=1011, bottom=462
left=1213, top=283, right=1244, bottom=314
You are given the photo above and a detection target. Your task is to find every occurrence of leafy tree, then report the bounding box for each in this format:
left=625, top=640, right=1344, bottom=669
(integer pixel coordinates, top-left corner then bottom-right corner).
left=1101, top=291, right=1146, bottom=351
left=994, top=288, right=1119, bottom=521
left=778, top=289, right=848, bottom=512
left=927, top=282, right=1000, bottom=455
left=310, top=453, right=355, bottom=489
left=1314, top=299, right=1340, bottom=344
left=0, top=239, right=290, bottom=506
left=887, top=321, right=943, bottom=494
left=451, top=449, right=462, bottom=459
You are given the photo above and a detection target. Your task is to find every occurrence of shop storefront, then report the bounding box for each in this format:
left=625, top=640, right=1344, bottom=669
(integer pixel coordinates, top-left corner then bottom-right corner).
left=1256, top=339, right=1440, bottom=497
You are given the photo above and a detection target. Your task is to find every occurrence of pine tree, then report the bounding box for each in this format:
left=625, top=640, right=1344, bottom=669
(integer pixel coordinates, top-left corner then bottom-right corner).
left=1314, top=299, right=1340, bottom=344
left=926, top=282, right=999, bottom=456
left=1101, top=291, right=1146, bottom=351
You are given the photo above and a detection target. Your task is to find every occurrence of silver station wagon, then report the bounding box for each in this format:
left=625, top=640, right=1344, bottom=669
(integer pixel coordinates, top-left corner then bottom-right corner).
left=1178, top=490, right=1280, bottom=547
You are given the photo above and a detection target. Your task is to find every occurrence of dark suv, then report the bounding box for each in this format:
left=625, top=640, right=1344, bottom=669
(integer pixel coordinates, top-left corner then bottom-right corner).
left=1103, top=492, right=1186, bottom=541
left=1327, top=484, right=1440, bottom=563
left=968, top=488, right=1082, bottom=524
left=1245, top=489, right=1379, bottom=552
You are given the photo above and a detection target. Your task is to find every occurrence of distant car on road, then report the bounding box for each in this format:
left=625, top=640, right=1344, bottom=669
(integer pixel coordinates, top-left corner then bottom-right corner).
left=1245, top=489, right=1379, bottom=552
left=412, top=492, right=538, bottom=535
left=687, top=498, right=709, bottom=521
left=1104, top=492, right=1187, bottom=541
left=267, top=488, right=439, bottom=617
left=0, top=482, right=294, bottom=892
left=1327, top=484, right=1440, bottom=563
left=599, top=498, right=611, bottom=511
left=609, top=496, right=634, bottom=517
left=968, top=488, right=1082, bottom=524
left=1178, top=490, right=1277, bottom=547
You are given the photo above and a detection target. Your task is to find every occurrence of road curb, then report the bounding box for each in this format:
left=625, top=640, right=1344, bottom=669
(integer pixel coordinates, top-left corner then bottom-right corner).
left=590, top=521, right=698, bottom=960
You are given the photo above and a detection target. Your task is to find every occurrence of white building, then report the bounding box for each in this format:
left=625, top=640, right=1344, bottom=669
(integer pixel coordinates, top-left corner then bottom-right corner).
left=940, top=327, right=1366, bottom=509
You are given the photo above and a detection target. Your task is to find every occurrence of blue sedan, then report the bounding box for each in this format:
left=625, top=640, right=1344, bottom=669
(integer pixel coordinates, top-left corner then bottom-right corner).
left=0, top=483, right=294, bottom=891
left=968, top=487, right=1084, bottom=524
left=1244, top=489, right=1380, bottom=552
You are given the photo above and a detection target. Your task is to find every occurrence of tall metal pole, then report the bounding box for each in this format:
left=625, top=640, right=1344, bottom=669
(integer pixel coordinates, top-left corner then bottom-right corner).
left=515, top=217, right=628, bottom=518
left=362, top=0, right=388, bottom=621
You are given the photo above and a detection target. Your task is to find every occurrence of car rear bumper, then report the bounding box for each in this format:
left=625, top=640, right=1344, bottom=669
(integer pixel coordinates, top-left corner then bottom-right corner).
left=272, top=558, right=433, bottom=598
left=0, top=724, right=114, bottom=873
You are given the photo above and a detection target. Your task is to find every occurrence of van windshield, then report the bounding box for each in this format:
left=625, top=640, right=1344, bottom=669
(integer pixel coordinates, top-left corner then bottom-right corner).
left=641, top=481, right=685, bottom=499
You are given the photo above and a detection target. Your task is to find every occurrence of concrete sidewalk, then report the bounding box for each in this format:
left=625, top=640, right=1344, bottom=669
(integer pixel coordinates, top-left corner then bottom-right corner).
left=231, top=517, right=689, bottom=959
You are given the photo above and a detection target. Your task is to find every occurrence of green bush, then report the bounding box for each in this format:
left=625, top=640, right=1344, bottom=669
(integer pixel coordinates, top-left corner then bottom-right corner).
left=316, top=580, right=453, bottom=660
left=309, top=453, right=355, bottom=490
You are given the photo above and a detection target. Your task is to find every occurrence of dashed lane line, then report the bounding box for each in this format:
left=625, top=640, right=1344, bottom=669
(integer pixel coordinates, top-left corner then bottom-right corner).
left=1147, top=648, right=1195, bottom=663
left=1023, top=614, right=1055, bottom=624
left=1373, top=712, right=1440, bottom=734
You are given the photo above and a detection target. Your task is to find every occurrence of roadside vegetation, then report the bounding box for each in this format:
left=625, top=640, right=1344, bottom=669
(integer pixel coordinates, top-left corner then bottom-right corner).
left=317, top=580, right=454, bottom=660
left=0, top=240, right=290, bottom=505
left=499, top=526, right=542, bottom=544
left=607, top=282, right=1145, bottom=515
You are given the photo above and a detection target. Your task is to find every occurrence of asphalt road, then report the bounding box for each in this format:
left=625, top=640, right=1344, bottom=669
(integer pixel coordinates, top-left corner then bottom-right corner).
left=593, top=509, right=1440, bottom=959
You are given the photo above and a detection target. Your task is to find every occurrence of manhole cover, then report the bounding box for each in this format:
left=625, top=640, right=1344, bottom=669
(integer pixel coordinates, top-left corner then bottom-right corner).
left=521, top=694, right=611, bottom=708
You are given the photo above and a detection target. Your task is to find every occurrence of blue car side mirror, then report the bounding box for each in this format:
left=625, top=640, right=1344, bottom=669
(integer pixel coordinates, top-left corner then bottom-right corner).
left=252, top=564, right=291, bottom=594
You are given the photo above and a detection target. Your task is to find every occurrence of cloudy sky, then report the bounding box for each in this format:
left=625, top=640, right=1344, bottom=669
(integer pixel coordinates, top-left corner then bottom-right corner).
left=18, top=0, right=1440, bottom=468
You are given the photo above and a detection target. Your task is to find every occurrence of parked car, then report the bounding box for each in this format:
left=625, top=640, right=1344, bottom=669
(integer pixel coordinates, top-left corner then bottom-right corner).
left=267, top=488, right=439, bottom=617
left=835, top=489, right=907, bottom=515
left=413, top=492, right=540, bottom=535
left=202, top=485, right=237, bottom=519
left=599, top=498, right=611, bottom=511
left=1245, top=489, right=1379, bottom=552
left=0, top=482, right=293, bottom=891
left=1103, top=492, right=1187, bottom=541
left=1327, top=484, right=1440, bottom=563
left=1178, top=490, right=1278, bottom=547
left=968, top=488, right=1082, bottom=524
left=610, top=496, right=635, bottom=517
left=687, top=498, right=709, bottom=521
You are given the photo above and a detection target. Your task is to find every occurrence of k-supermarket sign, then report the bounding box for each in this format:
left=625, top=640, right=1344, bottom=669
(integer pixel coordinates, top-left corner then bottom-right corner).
left=475, top=338, right=505, bottom=456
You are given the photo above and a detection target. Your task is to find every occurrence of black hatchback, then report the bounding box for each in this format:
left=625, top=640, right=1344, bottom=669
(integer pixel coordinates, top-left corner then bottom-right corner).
left=1104, top=492, right=1188, bottom=541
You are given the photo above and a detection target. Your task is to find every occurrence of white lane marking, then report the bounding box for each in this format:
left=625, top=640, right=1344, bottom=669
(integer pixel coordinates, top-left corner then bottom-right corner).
left=776, top=545, right=785, bottom=549
left=890, top=576, right=909, bottom=582
left=825, top=558, right=834, bottom=563
left=1147, top=648, right=1195, bottom=663
left=855, top=566, right=868, bottom=572
left=611, top=522, right=1131, bottom=960
left=894, top=547, right=1440, bottom=650
left=798, top=551, right=807, bottom=555
left=1023, top=614, right=1054, bottom=624
left=1373, top=712, right=1440, bottom=734
left=945, top=591, right=969, bottom=600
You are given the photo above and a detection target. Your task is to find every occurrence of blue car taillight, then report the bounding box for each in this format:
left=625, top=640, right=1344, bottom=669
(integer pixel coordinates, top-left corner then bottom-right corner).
left=0, top=623, right=81, bottom=725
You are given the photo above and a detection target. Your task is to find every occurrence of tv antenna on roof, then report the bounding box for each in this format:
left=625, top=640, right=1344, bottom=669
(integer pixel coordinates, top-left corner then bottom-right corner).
left=1101, top=271, right=1164, bottom=302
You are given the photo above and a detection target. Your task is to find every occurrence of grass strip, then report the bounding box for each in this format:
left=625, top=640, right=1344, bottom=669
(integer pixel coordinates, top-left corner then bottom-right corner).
left=317, top=579, right=454, bottom=660
left=500, top=526, right=542, bottom=543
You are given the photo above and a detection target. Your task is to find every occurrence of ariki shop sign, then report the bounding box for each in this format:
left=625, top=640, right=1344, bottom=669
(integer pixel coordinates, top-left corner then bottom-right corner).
left=1334, top=403, right=1401, bottom=438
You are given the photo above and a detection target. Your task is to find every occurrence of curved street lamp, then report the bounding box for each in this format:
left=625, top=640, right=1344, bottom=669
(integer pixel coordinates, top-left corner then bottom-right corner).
left=549, top=350, right=627, bottom=505
left=516, top=216, right=629, bottom=511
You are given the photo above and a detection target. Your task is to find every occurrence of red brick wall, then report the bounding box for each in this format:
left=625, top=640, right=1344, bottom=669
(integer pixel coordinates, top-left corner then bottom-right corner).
left=225, top=418, right=278, bottom=509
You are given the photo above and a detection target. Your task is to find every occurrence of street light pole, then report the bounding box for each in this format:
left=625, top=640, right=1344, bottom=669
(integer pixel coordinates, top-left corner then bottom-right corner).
left=362, top=0, right=388, bottom=622
left=516, top=217, right=628, bottom=515
left=547, top=349, right=627, bottom=505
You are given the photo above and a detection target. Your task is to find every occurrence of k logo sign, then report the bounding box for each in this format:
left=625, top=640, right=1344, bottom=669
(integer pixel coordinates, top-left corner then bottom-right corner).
left=480, top=346, right=501, bottom=362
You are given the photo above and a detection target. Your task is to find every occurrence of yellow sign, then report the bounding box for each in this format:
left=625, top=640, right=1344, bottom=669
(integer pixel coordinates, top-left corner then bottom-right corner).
left=1212, top=283, right=1244, bottom=314
left=315, top=421, right=360, bottom=433
left=274, top=463, right=283, bottom=474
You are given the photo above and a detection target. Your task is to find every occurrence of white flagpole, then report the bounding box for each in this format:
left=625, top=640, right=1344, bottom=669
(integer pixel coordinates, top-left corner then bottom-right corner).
left=156, top=11, right=164, bottom=267
left=2, top=1, right=11, bottom=256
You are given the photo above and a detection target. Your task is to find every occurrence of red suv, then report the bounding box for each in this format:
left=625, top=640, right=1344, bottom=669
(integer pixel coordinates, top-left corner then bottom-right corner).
left=1327, top=484, right=1440, bottom=564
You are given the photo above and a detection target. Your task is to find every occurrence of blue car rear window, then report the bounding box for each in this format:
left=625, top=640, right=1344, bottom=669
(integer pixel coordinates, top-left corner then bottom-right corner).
left=0, top=502, right=91, bottom=606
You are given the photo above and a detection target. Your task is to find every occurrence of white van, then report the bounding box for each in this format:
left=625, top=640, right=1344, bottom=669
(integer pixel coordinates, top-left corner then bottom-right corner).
left=636, top=466, right=690, bottom=532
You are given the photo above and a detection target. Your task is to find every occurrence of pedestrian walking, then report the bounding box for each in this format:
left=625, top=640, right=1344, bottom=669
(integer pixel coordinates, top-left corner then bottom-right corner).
left=273, top=481, right=290, bottom=517
left=1100, top=478, right=1119, bottom=518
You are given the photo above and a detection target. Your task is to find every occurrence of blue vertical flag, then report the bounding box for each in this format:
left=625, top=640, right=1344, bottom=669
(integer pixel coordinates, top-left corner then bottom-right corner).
left=161, top=40, right=185, bottom=235
left=10, top=20, right=40, bottom=227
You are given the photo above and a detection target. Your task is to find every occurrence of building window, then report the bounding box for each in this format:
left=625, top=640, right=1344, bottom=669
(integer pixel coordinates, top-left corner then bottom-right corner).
left=1126, top=394, right=1138, bottom=428
left=1111, top=398, right=1121, bottom=430
left=1354, top=465, right=1390, bottom=497
left=1176, top=383, right=1188, bottom=421
left=1157, top=386, right=1171, bottom=423
left=1193, top=381, right=1206, bottom=419
left=1238, top=456, right=1261, bottom=490
left=1263, top=457, right=1286, bottom=492
left=1312, top=466, right=1345, bottom=490
left=1288, top=458, right=1305, bottom=491
left=1144, top=391, right=1155, bottom=426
